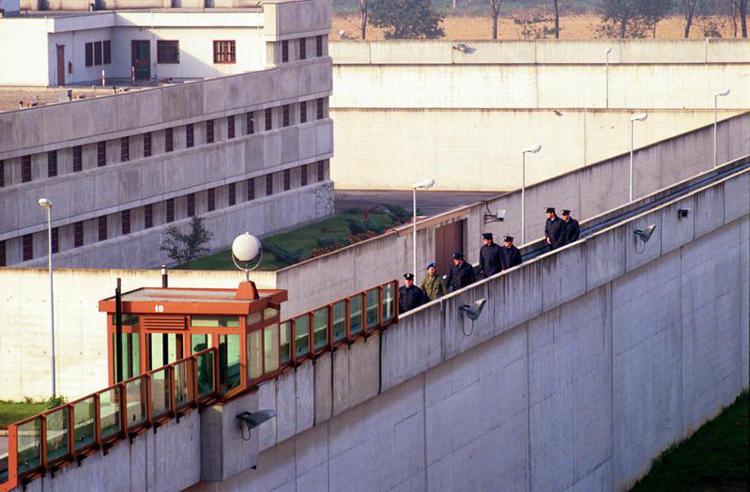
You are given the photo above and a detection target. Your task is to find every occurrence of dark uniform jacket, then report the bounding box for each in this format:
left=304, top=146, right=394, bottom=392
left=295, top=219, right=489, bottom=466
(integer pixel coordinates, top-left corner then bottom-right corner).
left=479, top=242, right=503, bottom=278
left=446, top=261, right=476, bottom=292
left=500, top=245, right=523, bottom=270
left=561, top=218, right=580, bottom=245
left=544, top=216, right=564, bottom=249
left=399, top=285, right=425, bottom=313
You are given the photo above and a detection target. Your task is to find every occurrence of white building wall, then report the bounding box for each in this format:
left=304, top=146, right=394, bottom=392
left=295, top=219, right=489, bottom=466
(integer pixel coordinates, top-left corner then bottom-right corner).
left=0, top=0, right=20, bottom=14
left=0, top=19, right=50, bottom=86
left=48, top=27, right=114, bottom=85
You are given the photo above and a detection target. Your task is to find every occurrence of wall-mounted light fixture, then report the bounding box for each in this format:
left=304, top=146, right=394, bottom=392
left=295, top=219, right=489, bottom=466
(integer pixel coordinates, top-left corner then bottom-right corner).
left=633, top=224, right=657, bottom=243
left=237, top=410, right=276, bottom=441
left=677, top=208, right=690, bottom=219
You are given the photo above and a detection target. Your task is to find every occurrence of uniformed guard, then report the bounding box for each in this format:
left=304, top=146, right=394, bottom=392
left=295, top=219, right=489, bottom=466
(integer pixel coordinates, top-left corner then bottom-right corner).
left=544, top=207, right=564, bottom=250
left=445, top=252, right=476, bottom=292
left=420, top=262, right=446, bottom=301
left=479, top=232, right=503, bottom=278
left=560, top=209, right=580, bottom=246
left=500, top=235, right=523, bottom=269
left=399, top=273, right=425, bottom=313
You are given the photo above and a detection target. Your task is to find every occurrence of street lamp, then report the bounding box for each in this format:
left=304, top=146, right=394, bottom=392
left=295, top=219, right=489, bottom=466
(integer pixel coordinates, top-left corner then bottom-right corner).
left=521, top=144, right=542, bottom=245
left=38, top=198, right=56, bottom=398
left=605, top=47, right=613, bottom=109
left=412, top=178, right=435, bottom=283
left=629, top=113, right=648, bottom=203
left=713, top=89, right=730, bottom=167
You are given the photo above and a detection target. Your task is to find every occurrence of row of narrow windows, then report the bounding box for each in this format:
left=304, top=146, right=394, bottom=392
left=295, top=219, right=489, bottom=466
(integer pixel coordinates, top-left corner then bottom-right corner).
left=280, top=35, right=326, bottom=64
left=0, top=98, right=328, bottom=188
left=0, top=160, right=328, bottom=266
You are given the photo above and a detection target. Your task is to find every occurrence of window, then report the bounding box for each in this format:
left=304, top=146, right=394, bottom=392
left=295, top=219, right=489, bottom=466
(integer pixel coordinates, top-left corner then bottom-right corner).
left=22, top=156, right=31, bottom=182
left=85, top=43, right=93, bottom=67
left=22, top=234, right=33, bottom=261
left=186, top=124, right=194, bottom=148
left=187, top=193, right=195, bottom=217
left=301, top=165, right=307, bottom=186
left=47, top=151, right=57, bottom=178
left=51, top=227, right=59, bottom=254
left=166, top=199, right=175, bottom=222
left=316, top=35, right=324, bottom=57
left=246, top=112, right=255, bottom=135
left=98, top=216, right=107, bottom=241
left=227, top=116, right=235, bottom=139
left=299, top=38, right=306, bottom=60
left=283, top=169, right=290, bottom=191
left=143, top=133, right=152, bottom=157
left=73, top=146, right=82, bottom=172
left=97, top=141, right=106, bottom=167
left=282, top=105, right=290, bottom=127
left=246, top=178, right=255, bottom=200
left=120, top=137, right=129, bottom=162
left=121, top=210, right=131, bottom=235
left=281, top=40, right=289, bottom=63
left=213, top=40, right=236, bottom=64
left=94, top=42, right=102, bottom=66
left=103, top=40, right=111, bottom=64
left=228, top=183, right=236, bottom=206
left=300, top=101, right=307, bottom=124
left=144, top=204, right=153, bottom=229
left=0, top=241, right=5, bottom=267
left=157, top=40, right=179, bottom=64
left=165, top=128, right=174, bottom=152
left=317, top=160, right=325, bottom=181
left=206, top=120, right=214, bottom=143
left=207, top=188, right=216, bottom=212
left=265, top=109, right=272, bottom=131
left=316, top=98, right=324, bottom=119
left=294, top=315, right=310, bottom=358
left=266, top=174, right=273, bottom=196
left=0, top=161, right=4, bottom=188
left=74, top=222, right=84, bottom=247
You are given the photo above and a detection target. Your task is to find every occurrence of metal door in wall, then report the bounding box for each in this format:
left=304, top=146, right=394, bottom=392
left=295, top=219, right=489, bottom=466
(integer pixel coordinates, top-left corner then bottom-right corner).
left=56, top=45, right=65, bottom=86
left=434, top=220, right=465, bottom=277
left=131, top=40, right=151, bottom=81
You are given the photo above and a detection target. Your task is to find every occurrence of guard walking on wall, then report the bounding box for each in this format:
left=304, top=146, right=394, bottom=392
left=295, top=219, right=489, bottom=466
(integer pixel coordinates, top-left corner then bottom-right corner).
left=446, top=252, right=476, bottom=292
left=479, top=232, right=503, bottom=278
left=399, top=273, right=426, bottom=313
left=544, top=207, right=564, bottom=250
left=560, top=209, right=580, bottom=246
left=500, top=235, right=523, bottom=269
left=421, top=262, right=446, bottom=301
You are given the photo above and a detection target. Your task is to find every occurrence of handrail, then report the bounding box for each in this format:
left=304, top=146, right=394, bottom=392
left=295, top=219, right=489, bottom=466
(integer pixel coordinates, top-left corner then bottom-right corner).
left=0, top=279, right=400, bottom=492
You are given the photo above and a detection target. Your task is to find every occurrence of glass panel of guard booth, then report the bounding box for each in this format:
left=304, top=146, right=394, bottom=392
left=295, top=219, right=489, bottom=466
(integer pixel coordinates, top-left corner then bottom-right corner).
left=112, top=331, right=139, bottom=382
left=218, top=334, right=241, bottom=393
left=295, top=315, right=310, bottom=359
left=279, top=321, right=291, bottom=365
left=99, top=386, right=122, bottom=440
left=73, top=396, right=96, bottom=450
left=248, top=329, right=262, bottom=380
left=332, top=301, right=346, bottom=343
left=196, top=350, right=216, bottom=398
left=151, top=366, right=171, bottom=418
left=125, top=378, right=147, bottom=429
left=349, top=295, right=363, bottom=336
left=366, top=289, right=379, bottom=330
left=173, top=358, right=194, bottom=407
left=313, top=308, right=329, bottom=351
left=45, top=406, right=70, bottom=462
left=382, top=282, right=396, bottom=323
left=17, top=417, right=42, bottom=474
left=264, top=324, right=279, bottom=374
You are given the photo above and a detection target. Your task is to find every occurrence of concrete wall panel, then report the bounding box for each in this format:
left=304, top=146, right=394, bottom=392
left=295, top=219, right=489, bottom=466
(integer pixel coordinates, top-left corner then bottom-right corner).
left=275, top=370, right=297, bottom=443
left=295, top=360, right=315, bottom=434
left=313, top=352, right=332, bottom=424
left=724, top=172, right=750, bottom=223
left=257, top=379, right=278, bottom=452
left=585, top=225, right=626, bottom=291
left=661, top=196, right=696, bottom=255
left=625, top=209, right=662, bottom=273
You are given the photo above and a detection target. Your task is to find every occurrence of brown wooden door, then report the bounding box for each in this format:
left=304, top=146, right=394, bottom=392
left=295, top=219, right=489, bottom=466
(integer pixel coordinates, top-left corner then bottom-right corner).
left=434, top=220, right=465, bottom=276
left=131, top=40, right=151, bottom=81
left=56, top=45, right=65, bottom=86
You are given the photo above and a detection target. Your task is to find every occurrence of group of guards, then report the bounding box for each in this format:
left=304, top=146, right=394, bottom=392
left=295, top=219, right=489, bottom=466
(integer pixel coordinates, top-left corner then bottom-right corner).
left=399, top=207, right=581, bottom=313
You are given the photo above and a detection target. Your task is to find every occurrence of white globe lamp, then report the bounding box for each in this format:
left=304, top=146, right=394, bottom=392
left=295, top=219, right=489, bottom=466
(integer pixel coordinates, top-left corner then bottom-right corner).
left=231, top=232, right=262, bottom=282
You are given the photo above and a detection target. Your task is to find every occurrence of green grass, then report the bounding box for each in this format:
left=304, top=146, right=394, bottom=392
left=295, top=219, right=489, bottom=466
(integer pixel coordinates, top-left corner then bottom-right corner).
left=0, top=401, right=48, bottom=428
left=182, top=208, right=403, bottom=271
left=632, top=391, right=749, bottom=491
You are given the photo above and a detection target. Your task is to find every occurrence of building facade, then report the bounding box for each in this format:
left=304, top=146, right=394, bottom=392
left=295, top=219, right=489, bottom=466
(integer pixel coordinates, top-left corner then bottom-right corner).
left=0, top=0, right=334, bottom=268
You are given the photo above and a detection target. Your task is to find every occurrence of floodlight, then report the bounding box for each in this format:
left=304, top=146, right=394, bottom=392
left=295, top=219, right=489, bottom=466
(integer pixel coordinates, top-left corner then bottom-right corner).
left=633, top=224, right=656, bottom=243
left=714, top=89, right=731, bottom=97
left=523, top=144, right=542, bottom=154
left=630, top=113, right=648, bottom=122
left=413, top=178, right=435, bottom=190
left=459, top=298, right=486, bottom=321
left=38, top=198, right=53, bottom=209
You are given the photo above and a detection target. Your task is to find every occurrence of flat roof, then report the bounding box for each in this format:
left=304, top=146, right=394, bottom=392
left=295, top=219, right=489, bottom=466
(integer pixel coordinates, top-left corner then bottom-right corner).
left=4, top=7, right=262, bottom=18
left=0, top=85, right=152, bottom=112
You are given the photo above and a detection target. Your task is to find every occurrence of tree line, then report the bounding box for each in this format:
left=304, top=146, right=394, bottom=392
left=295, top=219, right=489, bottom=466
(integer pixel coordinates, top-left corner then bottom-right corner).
left=351, top=0, right=748, bottom=40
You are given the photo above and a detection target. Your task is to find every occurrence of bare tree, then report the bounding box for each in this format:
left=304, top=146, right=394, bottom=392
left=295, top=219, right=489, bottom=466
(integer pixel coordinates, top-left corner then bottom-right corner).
left=642, top=0, right=673, bottom=37
left=734, top=0, right=748, bottom=37
left=680, top=0, right=703, bottom=37
left=360, top=0, right=368, bottom=39
left=488, top=0, right=501, bottom=39
left=552, top=0, right=561, bottom=38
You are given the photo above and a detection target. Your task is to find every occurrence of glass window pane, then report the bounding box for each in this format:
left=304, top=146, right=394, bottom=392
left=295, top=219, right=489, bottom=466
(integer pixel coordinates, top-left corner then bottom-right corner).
left=263, top=308, right=279, bottom=320
left=191, top=316, right=240, bottom=328
left=151, top=367, right=170, bottom=417
left=46, top=407, right=69, bottom=462
left=125, top=378, right=146, bottom=428
left=112, top=333, right=139, bottom=382
left=73, top=397, right=96, bottom=450
left=17, top=418, right=41, bottom=473
left=382, top=283, right=396, bottom=322
left=332, top=301, right=346, bottom=342
left=196, top=350, right=215, bottom=397
left=219, top=334, right=241, bottom=392
left=295, top=316, right=310, bottom=357
left=248, top=330, right=262, bottom=380
left=264, top=324, right=279, bottom=374
left=279, top=322, right=291, bottom=364
left=174, top=359, right=194, bottom=406
left=366, top=289, right=379, bottom=329
left=246, top=312, right=262, bottom=326
left=99, top=387, right=121, bottom=439
left=149, top=333, right=182, bottom=369
left=191, top=334, right=210, bottom=353
left=313, top=308, right=328, bottom=350
left=349, top=296, right=363, bottom=336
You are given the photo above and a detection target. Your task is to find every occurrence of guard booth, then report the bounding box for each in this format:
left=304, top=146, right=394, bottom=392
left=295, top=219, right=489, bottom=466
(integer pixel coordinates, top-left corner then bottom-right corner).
left=98, top=281, right=287, bottom=397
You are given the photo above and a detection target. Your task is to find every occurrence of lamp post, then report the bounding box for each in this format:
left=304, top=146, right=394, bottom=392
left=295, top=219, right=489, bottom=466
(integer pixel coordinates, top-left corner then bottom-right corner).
left=629, top=113, right=648, bottom=203
left=38, top=198, right=56, bottom=398
left=605, top=47, right=612, bottom=109
left=521, top=144, right=542, bottom=245
left=713, top=89, right=730, bottom=168
left=412, top=178, right=435, bottom=283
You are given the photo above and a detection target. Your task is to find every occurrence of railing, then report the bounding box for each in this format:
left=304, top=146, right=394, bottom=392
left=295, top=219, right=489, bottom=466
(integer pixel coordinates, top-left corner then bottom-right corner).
left=0, top=280, right=399, bottom=492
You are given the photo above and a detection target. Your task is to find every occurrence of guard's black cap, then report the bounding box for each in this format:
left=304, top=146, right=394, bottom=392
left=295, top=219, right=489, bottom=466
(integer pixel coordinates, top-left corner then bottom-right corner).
left=403, top=273, right=415, bottom=280
left=482, top=232, right=493, bottom=240
left=452, top=251, right=464, bottom=259
left=546, top=207, right=556, bottom=214
left=562, top=209, right=571, bottom=216
left=504, top=235, right=514, bottom=242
